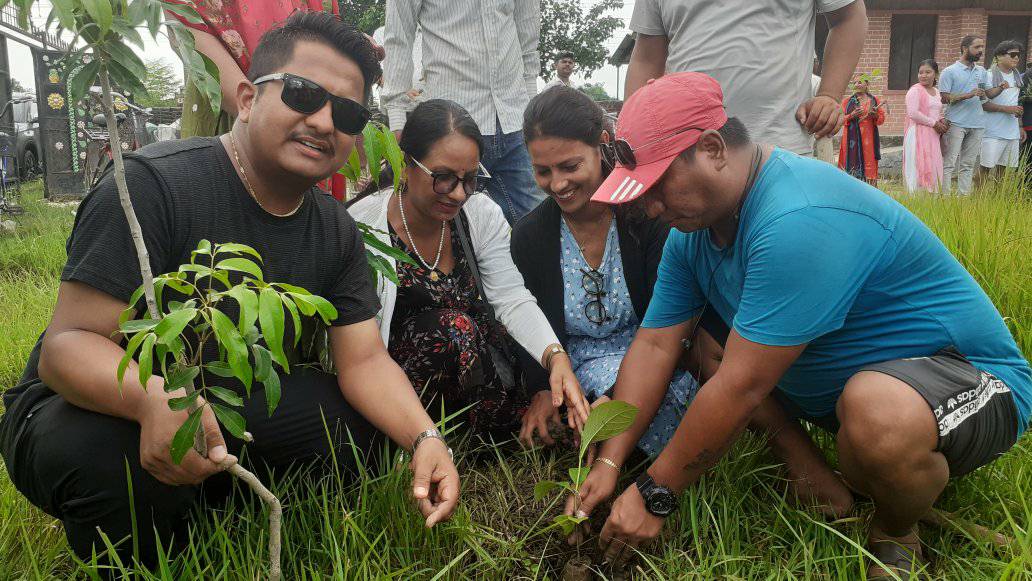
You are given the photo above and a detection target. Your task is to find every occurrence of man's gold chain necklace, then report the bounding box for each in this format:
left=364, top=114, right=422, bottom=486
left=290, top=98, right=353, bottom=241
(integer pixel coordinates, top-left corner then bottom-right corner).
left=229, top=133, right=305, bottom=218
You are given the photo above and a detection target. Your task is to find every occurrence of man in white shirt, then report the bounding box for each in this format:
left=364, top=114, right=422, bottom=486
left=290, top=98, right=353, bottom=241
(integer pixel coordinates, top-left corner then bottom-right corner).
left=372, top=25, right=424, bottom=116
left=383, top=0, right=544, bottom=224
left=623, top=0, right=868, bottom=156
left=980, top=41, right=1025, bottom=179
left=543, top=52, right=576, bottom=91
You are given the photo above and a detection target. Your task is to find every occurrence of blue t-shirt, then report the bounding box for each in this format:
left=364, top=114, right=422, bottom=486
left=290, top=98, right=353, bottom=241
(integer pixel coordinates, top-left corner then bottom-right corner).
left=939, top=61, right=988, bottom=129
left=642, top=149, right=1031, bottom=434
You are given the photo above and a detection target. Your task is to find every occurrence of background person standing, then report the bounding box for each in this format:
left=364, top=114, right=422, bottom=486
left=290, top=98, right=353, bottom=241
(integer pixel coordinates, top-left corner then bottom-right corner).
left=543, top=52, right=576, bottom=91
left=383, top=0, right=543, bottom=225
left=979, top=41, right=1025, bottom=181
left=839, top=75, right=886, bottom=186
left=903, top=60, right=946, bottom=193
left=623, top=0, right=868, bottom=155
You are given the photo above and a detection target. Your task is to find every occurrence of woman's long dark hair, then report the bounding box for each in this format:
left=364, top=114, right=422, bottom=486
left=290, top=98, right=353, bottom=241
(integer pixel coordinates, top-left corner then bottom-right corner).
left=523, top=85, right=615, bottom=178
left=346, top=99, right=483, bottom=207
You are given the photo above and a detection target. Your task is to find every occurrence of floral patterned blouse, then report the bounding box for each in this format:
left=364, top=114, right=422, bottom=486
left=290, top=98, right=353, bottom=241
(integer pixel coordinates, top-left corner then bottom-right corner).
left=560, top=218, right=698, bottom=456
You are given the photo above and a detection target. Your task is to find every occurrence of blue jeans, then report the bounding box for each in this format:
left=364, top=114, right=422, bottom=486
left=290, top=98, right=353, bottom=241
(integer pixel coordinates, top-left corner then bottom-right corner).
left=480, top=118, right=544, bottom=224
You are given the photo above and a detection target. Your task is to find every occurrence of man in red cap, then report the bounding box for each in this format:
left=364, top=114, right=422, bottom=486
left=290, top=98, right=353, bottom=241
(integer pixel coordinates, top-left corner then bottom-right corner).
left=568, top=72, right=1030, bottom=578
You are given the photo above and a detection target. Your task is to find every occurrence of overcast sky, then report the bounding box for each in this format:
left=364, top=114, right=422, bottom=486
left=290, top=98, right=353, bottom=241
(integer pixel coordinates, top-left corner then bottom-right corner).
left=9, top=0, right=635, bottom=99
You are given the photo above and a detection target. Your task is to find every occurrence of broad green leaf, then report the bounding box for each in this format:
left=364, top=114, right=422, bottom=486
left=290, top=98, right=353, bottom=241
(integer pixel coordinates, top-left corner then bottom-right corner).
left=210, top=310, right=252, bottom=392
left=259, top=288, right=288, bottom=369
left=198, top=52, right=223, bottom=114
left=368, top=252, right=400, bottom=285
left=167, top=393, right=198, bottom=411
left=137, top=333, right=157, bottom=390
left=106, top=40, right=148, bottom=82
left=119, top=285, right=146, bottom=325
left=164, top=364, right=200, bottom=391
left=117, top=330, right=149, bottom=385
left=382, top=127, right=405, bottom=191
left=50, top=0, right=77, bottom=35
left=362, top=228, right=417, bottom=265
left=339, top=147, right=361, bottom=183
left=272, top=282, right=312, bottom=294
left=533, top=480, right=562, bottom=502
left=578, top=400, right=639, bottom=459
left=568, top=466, right=590, bottom=488
left=227, top=286, right=259, bottom=333
left=146, top=1, right=162, bottom=37
left=111, top=19, right=145, bottom=49
left=82, top=0, right=114, bottom=32
left=262, top=369, right=281, bottom=417
left=193, top=239, right=212, bottom=256
left=170, top=407, right=203, bottom=464
left=67, top=58, right=102, bottom=104
left=153, top=308, right=197, bottom=345
left=211, top=403, right=247, bottom=439
left=552, top=514, right=587, bottom=536
left=251, top=344, right=272, bottom=381
left=214, top=242, right=262, bottom=262
left=126, top=0, right=149, bottom=25
left=205, top=361, right=235, bottom=378
left=120, top=318, right=159, bottom=334
left=106, top=58, right=149, bottom=100
left=242, top=324, right=260, bottom=346
left=216, top=257, right=264, bottom=282
left=161, top=0, right=203, bottom=24
left=280, top=294, right=302, bottom=347
left=362, top=122, right=385, bottom=184
left=206, top=385, right=243, bottom=407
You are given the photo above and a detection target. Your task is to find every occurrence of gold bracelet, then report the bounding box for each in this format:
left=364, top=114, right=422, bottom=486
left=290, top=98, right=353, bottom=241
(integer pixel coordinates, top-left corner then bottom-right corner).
left=595, top=457, right=620, bottom=471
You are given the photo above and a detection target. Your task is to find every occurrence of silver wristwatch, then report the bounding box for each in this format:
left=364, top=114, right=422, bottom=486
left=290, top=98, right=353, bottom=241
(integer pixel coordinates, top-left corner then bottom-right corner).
left=412, top=428, right=453, bottom=460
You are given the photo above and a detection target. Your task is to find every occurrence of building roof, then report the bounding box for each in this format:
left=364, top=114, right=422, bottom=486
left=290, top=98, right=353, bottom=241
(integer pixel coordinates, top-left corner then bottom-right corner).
left=609, top=33, right=635, bottom=66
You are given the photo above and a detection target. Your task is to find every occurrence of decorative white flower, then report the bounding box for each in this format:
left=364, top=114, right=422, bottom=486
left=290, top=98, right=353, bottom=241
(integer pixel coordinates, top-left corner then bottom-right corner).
left=79, top=151, right=86, bottom=160
left=121, top=142, right=130, bottom=150
left=55, top=141, right=64, bottom=151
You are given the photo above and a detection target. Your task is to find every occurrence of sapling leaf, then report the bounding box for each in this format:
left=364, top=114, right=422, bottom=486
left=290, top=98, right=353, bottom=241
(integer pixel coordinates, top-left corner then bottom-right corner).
left=552, top=514, right=587, bottom=536
left=138, top=334, right=157, bottom=388
left=205, top=361, right=235, bottom=378
left=214, top=242, right=263, bottom=262
left=578, top=400, right=639, bottom=459
left=161, top=0, right=203, bottom=24
left=533, top=480, right=563, bottom=502
left=153, top=308, right=197, bottom=345
left=107, top=59, right=149, bottom=100
left=164, top=364, right=200, bottom=391
left=211, top=403, right=247, bottom=439
left=50, top=0, right=76, bottom=29
left=145, top=1, right=162, bottom=38
left=263, top=369, right=281, bottom=418
left=191, top=239, right=212, bottom=260
left=339, top=147, right=361, bottom=183
left=227, top=286, right=259, bottom=333
left=568, top=466, right=590, bottom=488
left=210, top=310, right=252, bottom=392
left=206, top=385, right=244, bottom=407
left=367, top=252, right=401, bottom=285
left=362, top=122, right=385, bottom=184
left=82, top=0, right=114, bottom=32
left=280, top=294, right=302, bottom=347
left=288, top=292, right=337, bottom=324
left=361, top=229, right=417, bottom=266
left=216, top=258, right=265, bottom=282
left=117, top=331, right=150, bottom=386
left=242, top=324, right=260, bottom=346
left=126, top=0, right=148, bottom=25
left=170, top=408, right=203, bottom=464
left=120, top=319, right=160, bottom=333
left=67, top=58, right=101, bottom=104
left=168, top=394, right=199, bottom=411
left=259, top=288, right=288, bottom=369
left=251, top=344, right=272, bottom=381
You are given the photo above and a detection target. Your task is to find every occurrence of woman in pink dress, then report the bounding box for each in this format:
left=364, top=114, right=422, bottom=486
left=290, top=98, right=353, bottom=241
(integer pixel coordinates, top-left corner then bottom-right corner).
left=903, top=59, right=948, bottom=193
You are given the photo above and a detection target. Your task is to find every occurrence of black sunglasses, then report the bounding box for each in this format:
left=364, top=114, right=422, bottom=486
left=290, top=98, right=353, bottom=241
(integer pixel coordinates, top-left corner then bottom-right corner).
left=581, top=268, right=610, bottom=325
left=613, top=126, right=705, bottom=170
left=253, top=73, right=371, bottom=135
left=411, top=157, right=491, bottom=196
left=1005, top=51, right=1021, bottom=58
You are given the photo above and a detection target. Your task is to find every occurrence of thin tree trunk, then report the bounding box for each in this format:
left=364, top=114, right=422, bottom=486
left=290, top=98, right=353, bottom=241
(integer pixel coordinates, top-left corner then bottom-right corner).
left=99, top=60, right=283, bottom=581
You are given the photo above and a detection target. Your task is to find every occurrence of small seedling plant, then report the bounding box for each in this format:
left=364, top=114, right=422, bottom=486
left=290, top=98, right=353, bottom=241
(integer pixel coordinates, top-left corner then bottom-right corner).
left=533, top=400, right=638, bottom=538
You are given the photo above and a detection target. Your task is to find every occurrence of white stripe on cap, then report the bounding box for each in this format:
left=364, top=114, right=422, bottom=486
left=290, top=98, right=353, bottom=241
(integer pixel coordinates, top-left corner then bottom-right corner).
left=609, top=176, right=631, bottom=201
left=616, top=178, right=640, bottom=202
left=625, top=182, right=644, bottom=201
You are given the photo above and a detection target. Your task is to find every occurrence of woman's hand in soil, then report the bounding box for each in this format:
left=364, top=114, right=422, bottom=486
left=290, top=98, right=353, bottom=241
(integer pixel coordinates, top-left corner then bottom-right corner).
left=138, top=389, right=235, bottom=486
left=547, top=354, right=590, bottom=431
left=599, top=484, right=664, bottom=565
left=410, top=437, right=460, bottom=527
left=520, top=390, right=562, bottom=447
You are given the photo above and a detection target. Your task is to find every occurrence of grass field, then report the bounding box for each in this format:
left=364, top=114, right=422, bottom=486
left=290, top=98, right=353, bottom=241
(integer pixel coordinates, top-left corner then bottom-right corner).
left=0, top=179, right=1029, bottom=580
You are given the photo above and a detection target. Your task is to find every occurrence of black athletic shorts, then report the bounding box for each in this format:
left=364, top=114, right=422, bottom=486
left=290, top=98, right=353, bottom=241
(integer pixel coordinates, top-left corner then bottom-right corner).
left=776, top=347, right=1020, bottom=478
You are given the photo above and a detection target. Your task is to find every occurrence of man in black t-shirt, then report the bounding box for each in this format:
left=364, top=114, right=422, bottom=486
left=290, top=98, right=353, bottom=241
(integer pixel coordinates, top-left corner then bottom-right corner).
left=0, top=12, right=459, bottom=566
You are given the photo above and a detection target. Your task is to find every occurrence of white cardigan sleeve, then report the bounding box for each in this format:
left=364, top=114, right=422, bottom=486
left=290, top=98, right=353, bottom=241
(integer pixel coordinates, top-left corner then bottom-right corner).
left=468, top=197, right=558, bottom=366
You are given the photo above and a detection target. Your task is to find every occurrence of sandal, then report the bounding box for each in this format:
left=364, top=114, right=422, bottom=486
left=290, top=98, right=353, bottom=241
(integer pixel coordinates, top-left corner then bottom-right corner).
left=867, top=532, right=930, bottom=580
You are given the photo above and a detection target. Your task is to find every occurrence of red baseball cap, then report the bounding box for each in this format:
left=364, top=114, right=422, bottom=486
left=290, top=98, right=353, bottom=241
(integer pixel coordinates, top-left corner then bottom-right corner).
left=592, top=72, right=728, bottom=205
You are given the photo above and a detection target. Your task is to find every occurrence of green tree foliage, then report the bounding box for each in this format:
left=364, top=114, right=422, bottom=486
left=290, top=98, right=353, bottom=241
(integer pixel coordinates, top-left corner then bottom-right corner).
left=136, top=58, right=183, bottom=108
left=538, top=0, right=624, bottom=81
left=338, top=0, right=385, bottom=33
left=579, top=82, right=611, bottom=101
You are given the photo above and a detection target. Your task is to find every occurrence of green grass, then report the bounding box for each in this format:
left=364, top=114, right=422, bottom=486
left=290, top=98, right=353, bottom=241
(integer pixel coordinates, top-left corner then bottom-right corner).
left=0, top=179, right=1030, bottom=579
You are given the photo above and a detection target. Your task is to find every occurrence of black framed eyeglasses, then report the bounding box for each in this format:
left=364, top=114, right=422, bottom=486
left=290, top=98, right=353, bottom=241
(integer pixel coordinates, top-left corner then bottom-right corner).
left=411, top=157, right=491, bottom=195
left=252, top=73, right=371, bottom=135
left=581, top=268, right=610, bottom=325
left=613, top=126, right=705, bottom=170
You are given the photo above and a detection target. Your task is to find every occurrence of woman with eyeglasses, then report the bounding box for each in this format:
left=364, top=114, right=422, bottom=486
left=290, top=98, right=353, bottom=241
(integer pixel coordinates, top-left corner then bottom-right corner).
left=349, top=99, right=590, bottom=439
left=512, top=86, right=700, bottom=455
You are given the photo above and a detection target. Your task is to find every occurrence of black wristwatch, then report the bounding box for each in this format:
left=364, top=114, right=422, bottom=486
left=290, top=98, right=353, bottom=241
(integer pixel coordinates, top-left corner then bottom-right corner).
left=635, top=472, right=679, bottom=518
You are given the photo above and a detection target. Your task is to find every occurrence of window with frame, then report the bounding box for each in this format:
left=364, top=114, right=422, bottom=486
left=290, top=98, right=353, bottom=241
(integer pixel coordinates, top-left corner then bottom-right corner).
left=887, top=14, right=938, bottom=91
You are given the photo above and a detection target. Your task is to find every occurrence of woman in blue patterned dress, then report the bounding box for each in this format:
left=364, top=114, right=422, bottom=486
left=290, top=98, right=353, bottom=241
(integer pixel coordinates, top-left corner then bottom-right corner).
left=512, top=86, right=701, bottom=457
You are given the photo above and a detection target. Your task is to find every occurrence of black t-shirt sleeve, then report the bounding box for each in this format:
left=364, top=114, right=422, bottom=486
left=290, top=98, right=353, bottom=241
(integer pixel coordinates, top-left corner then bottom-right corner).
left=61, top=159, right=174, bottom=303
left=327, top=213, right=381, bottom=326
